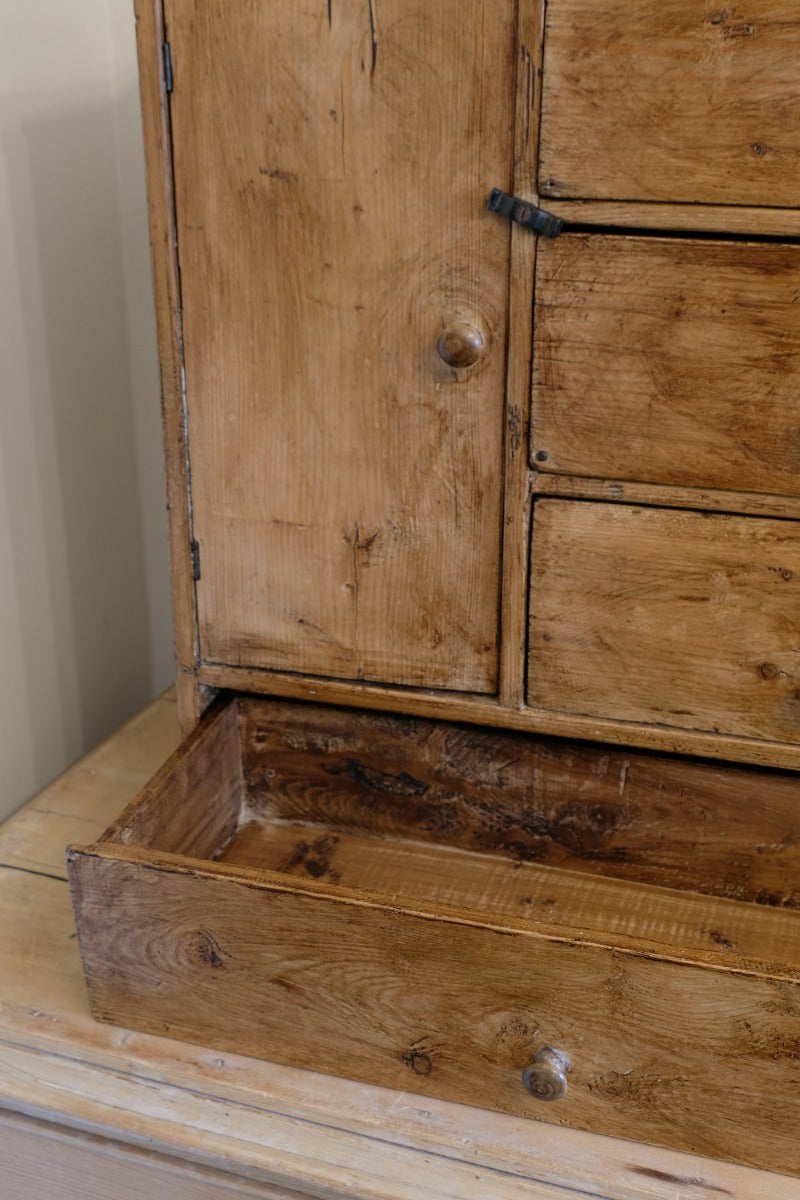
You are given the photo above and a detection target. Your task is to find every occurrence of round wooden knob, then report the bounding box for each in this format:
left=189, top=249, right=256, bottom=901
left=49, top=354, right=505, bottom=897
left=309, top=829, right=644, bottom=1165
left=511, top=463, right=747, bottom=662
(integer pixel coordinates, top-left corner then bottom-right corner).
left=522, top=1047, right=570, bottom=1101
left=436, top=324, right=485, bottom=369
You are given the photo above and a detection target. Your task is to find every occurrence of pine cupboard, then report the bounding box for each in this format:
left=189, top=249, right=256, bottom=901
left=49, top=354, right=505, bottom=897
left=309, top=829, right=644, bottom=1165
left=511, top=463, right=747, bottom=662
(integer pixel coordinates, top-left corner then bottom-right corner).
left=69, top=0, right=800, bottom=1174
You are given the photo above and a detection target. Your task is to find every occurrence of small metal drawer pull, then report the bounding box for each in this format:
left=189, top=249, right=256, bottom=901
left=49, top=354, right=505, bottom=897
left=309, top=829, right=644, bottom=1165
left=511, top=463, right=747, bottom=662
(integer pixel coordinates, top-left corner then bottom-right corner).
left=486, top=188, right=565, bottom=238
left=522, top=1047, right=571, bottom=1101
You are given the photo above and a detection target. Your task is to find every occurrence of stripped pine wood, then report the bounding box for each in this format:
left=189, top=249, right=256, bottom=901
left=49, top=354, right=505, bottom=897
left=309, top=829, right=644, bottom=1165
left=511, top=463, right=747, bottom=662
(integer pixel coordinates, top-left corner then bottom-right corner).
left=529, top=501, right=800, bottom=741
left=4, top=694, right=799, bottom=1199
left=533, top=475, right=800, bottom=523
left=166, top=0, right=516, bottom=692
left=217, top=819, right=800, bottom=968
left=69, top=845, right=800, bottom=1173
left=235, top=697, right=800, bottom=907
left=197, top=660, right=800, bottom=770
left=532, top=235, right=800, bottom=495
left=133, top=0, right=203, bottom=731
left=539, top=1, right=800, bottom=207
left=0, top=1111, right=310, bottom=1200
left=497, top=0, right=545, bottom=709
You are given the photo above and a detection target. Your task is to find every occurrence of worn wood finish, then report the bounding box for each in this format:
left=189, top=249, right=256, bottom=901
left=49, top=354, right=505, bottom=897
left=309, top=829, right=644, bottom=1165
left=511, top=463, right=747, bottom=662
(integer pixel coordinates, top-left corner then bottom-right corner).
left=195, top=662, right=800, bottom=771
left=167, top=0, right=516, bottom=693
left=539, top=1, right=800, bottom=207
left=103, top=697, right=242, bottom=859
left=543, top=198, right=800, bottom=238
left=236, top=697, right=800, bottom=906
left=0, top=1110, right=310, bottom=1200
left=529, top=501, right=800, bottom=741
left=218, top=819, right=800, bottom=967
left=10, top=692, right=800, bottom=1199
left=69, top=843, right=800, bottom=1173
left=497, top=0, right=545, bottom=710
left=133, top=0, right=203, bottom=731
left=533, top=474, right=800, bottom=523
left=532, top=235, right=800, bottom=494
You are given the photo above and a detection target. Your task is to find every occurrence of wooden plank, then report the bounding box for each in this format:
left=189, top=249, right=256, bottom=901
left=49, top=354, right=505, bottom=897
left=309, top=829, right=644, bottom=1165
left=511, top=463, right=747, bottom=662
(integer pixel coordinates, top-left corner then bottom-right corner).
left=100, top=697, right=242, bottom=859
left=133, top=1, right=200, bottom=730
left=236, top=697, right=800, bottom=908
left=539, top=1, right=800, bottom=207
left=166, top=0, right=516, bottom=693
left=533, top=475, right=800, bottom=522
left=196, top=660, right=800, bottom=770
left=0, top=1110, right=312, bottom=1200
left=542, top=199, right=800, bottom=238
left=532, top=235, right=800, bottom=495
left=218, top=818, right=800, bottom=969
left=498, top=0, right=544, bottom=708
left=68, top=847, right=800, bottom=1173
left=529, top=501, right=800, bottom=742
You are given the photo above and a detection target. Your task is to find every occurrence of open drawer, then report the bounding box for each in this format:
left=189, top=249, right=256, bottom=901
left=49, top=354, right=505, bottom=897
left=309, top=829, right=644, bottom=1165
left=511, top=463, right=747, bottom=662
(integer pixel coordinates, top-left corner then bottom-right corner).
left=68, top=694, right=800, bottom=1174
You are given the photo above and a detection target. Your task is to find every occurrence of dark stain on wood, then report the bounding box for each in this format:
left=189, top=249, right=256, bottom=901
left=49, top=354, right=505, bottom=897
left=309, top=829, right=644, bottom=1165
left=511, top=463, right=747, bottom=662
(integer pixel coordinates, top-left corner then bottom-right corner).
left=195, top=930, right=226, bottom=969
left=284, top=835, right=341, bottom=882
left=629, top=1166, right=732, bottom=1195
left=237, top=697, right=800, bottom=906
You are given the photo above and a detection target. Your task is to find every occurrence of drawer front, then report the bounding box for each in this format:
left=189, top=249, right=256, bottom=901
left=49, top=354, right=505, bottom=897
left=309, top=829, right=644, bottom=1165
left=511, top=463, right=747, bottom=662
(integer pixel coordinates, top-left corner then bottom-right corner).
left=528, top=500, right=800, bottom=741
left=71, top=851, right=800, bottom=1174
left=538, top=1, right=800, bottom=206
left=532, top=235, right=800, bottom=496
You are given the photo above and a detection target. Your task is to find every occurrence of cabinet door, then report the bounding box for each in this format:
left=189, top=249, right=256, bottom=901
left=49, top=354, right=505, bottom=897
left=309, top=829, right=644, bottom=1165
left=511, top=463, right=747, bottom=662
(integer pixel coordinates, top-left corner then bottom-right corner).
left=167, top=1, right=516, bottom=691
left=538, top=1, right=800, bottom=206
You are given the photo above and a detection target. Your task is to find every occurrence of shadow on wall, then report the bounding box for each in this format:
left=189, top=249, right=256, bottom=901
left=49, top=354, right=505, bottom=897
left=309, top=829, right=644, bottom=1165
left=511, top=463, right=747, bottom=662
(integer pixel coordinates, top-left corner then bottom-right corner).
left=1, top=83, right=165, bottom=787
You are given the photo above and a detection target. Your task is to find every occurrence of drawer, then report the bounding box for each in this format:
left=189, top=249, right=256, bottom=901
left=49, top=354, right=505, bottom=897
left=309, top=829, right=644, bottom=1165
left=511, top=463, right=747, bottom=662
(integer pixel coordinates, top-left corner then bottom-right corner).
left=538, top=0, right=800, bottom=206
left=528, top=500, right=800, bottom=740
left=531, top=235, right=800, bottom=496
left=69, top=694, right=800, bottom=1174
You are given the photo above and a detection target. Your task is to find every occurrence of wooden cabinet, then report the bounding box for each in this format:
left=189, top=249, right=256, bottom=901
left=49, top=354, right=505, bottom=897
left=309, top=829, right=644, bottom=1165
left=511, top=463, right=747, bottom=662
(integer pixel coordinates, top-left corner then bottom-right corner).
left=69, top=0, right=800, bottom=1177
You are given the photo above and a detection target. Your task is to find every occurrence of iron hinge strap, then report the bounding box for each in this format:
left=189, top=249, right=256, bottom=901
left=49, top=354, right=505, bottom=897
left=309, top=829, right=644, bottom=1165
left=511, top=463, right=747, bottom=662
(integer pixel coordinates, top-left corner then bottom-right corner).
left=486, top=188, right=564, bottom=238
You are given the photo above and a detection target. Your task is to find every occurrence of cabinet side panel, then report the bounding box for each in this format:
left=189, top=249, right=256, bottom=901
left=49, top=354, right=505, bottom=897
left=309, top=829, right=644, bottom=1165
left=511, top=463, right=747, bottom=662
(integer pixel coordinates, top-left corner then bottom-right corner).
left=166, top=0, right=517, bottom=692
left=134, top=0, right=203, bottom=729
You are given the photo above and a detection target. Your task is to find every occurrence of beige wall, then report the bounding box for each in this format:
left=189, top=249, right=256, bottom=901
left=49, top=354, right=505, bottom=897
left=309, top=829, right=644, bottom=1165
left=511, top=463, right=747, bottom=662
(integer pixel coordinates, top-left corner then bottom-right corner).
left=0, top=3, right=173, bottom=821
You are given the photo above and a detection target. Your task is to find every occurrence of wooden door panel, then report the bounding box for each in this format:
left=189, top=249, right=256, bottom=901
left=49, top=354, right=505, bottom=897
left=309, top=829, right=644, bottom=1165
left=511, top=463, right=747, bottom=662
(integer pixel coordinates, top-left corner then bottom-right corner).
left=539, top=0, right=800, bottom=206
left=532, top=234, right=800, bottom=495
left=528, top=501, right=800, bottom=742
left=167, top=0, right=516, bottom=691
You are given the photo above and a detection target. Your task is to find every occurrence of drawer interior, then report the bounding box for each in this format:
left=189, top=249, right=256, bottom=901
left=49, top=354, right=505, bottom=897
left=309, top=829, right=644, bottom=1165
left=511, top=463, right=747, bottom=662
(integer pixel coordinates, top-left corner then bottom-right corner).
left=102, top=694, right=800, bottom=962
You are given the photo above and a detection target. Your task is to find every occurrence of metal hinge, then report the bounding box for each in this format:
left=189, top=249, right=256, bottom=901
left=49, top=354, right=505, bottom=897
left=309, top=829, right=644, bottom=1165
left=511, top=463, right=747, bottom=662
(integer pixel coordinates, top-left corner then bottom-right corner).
left=163, top=41, right=174, bottom=94
left=190, top=538, right=201, bottom=581
left=486, top=188, right=564, bottom=238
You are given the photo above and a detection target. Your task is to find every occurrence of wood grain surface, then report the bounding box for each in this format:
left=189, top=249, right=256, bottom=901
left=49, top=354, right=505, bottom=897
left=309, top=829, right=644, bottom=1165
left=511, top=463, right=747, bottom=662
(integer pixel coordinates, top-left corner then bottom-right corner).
left=133, top=0, right=205, bottom=730
left=6, top=690, right=800, bottom=1198
left=539, top=0, right=800, bottom=206
left=532, top=235, right=800, bottom=495
left=166, top=0, right=516, bottom=692
left=529, top=501, right=800, bottom=741
left=69, top=845, right=800, bottom=1173
left=235, top=696, right=800, bottom=906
